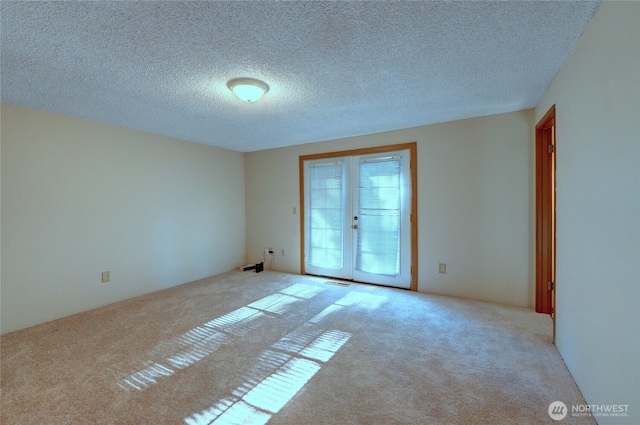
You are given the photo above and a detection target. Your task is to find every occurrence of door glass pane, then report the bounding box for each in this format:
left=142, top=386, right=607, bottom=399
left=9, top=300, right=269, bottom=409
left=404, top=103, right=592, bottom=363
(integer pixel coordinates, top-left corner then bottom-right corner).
left=355, top=157, right=400, bottom=276
left=308, top=162, right=344, bottom=269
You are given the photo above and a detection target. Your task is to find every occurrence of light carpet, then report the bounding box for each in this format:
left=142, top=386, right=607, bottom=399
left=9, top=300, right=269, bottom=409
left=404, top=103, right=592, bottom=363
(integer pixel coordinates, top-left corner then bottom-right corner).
left=1, top=271, right=594, bottom=424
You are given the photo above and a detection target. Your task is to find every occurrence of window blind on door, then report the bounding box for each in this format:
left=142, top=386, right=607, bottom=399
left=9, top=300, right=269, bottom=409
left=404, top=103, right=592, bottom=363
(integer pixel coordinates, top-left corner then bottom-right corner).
left=355, top=157, right=401, bottom=276
left=308, top=161, right=344, bottom=269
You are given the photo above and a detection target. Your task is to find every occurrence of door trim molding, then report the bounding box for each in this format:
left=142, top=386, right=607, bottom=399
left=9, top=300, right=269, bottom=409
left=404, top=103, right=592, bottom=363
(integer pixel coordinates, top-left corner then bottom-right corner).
left=299, top=142, right=418, bottom=291
left=535, top=105, right=556, bottom=317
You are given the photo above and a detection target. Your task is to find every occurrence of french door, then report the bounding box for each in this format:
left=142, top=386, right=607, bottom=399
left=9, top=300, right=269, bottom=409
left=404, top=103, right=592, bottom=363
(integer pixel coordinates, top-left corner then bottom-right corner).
left=302, top=148, right=412, bottom=289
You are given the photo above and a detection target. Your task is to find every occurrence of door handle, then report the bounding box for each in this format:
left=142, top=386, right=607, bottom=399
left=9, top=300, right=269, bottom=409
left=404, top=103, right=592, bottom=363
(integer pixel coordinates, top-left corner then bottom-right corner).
left=352, top=224, right=358, bottom=229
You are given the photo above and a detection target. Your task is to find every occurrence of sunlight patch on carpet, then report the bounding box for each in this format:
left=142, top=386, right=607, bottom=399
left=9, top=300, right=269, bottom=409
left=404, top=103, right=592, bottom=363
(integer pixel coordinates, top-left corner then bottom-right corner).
left=113, top=283, right=325, bottom=392
left=204, top=307, right=268, bottom=336
left=184, top=328, right=352, bottom=424
left=247, top=293, right=301, bottom=314
left=280, top=283, right=327, bottom=299
left=308, top=304, right=344, bottom=324
left=117, top=362, right=175, bottom=391
left=274, top=325, right=351, bottom=363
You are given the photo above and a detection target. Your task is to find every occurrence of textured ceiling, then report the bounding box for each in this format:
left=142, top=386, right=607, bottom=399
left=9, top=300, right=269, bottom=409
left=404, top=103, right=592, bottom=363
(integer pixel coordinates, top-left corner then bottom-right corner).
left=1, top=1, right=600, bottom=152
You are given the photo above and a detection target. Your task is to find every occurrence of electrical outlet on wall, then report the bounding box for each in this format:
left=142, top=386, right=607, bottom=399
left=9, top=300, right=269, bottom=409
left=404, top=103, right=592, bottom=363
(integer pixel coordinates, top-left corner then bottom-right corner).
left=102, top=271, right=110, bottom=283
left=438, top=263, right=447, bottom=274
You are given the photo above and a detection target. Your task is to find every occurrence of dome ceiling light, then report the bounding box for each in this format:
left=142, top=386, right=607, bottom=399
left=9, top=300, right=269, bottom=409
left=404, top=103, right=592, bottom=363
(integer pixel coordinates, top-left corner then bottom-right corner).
left=227, top=78, right=269, bottom=103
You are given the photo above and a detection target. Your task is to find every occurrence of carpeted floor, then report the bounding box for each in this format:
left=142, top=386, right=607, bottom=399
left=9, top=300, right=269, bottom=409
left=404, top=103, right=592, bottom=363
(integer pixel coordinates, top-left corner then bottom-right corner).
left=1, top=271, right=595, bottom=424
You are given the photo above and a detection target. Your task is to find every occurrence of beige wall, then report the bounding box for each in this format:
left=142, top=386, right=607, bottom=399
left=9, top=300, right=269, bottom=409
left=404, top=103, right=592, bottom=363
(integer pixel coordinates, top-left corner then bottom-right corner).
left=1, top=104, right=246, bottom=333
left=535, top=2, right=639, bottom=422
left=245, top=109, right=534, bottom=307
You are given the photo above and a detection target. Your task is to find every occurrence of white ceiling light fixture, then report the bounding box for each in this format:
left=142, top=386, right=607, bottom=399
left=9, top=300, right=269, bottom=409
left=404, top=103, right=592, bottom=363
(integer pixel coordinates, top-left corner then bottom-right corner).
left=227, top=78, right=269, bottom=103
